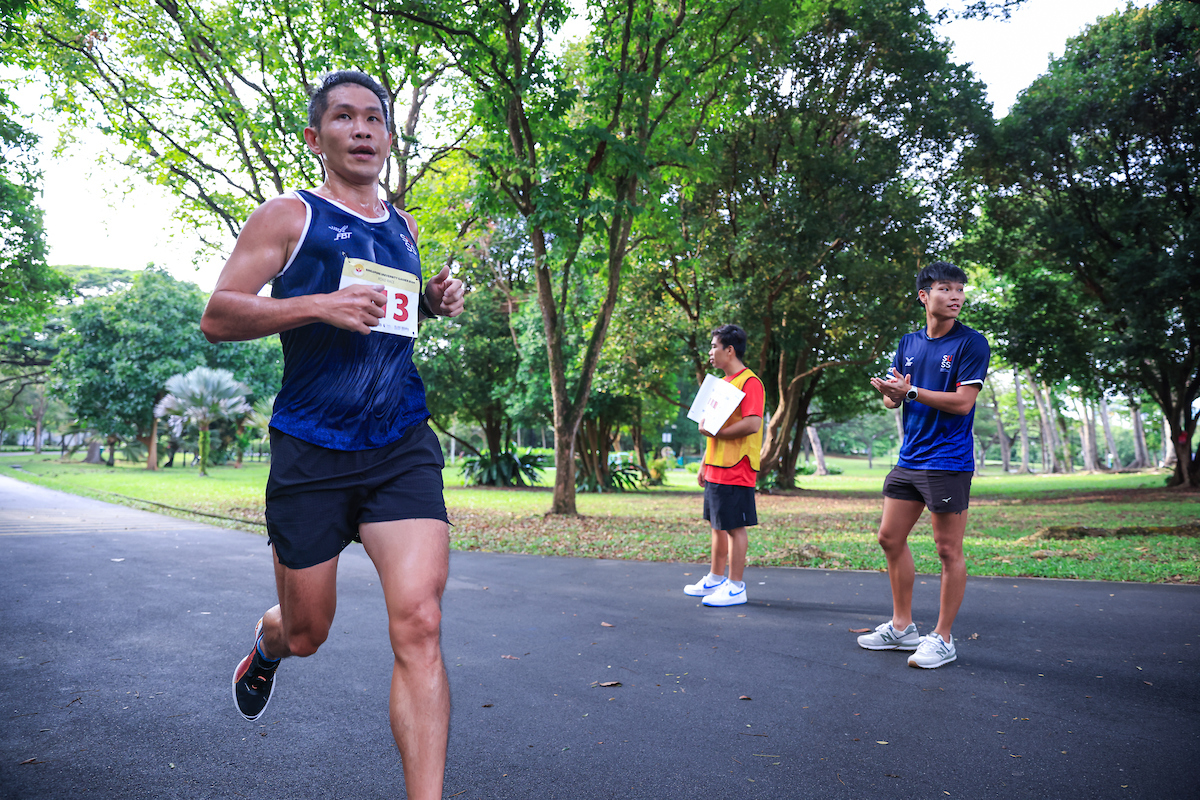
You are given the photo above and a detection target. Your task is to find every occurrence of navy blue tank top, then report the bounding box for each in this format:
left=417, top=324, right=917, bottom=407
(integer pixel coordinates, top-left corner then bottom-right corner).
left=269, top=189, right=428, bottom=450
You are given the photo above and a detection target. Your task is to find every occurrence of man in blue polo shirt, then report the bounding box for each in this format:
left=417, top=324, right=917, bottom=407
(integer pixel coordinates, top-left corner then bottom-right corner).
left=857, top=261, right=990, bottom=669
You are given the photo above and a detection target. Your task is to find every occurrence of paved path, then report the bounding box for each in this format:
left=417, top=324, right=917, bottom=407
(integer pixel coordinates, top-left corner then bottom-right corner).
left=1, top=475, right=1197, bottom=799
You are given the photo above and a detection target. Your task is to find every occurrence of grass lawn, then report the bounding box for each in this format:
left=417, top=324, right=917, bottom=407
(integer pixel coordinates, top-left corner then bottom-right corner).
left=5, top=453, right=1198, bottom=584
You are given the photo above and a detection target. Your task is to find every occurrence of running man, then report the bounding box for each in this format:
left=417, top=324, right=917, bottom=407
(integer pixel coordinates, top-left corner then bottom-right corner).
left=684, top=324, right=764, bottom=607
left=858, top=261, right=989, bottom=669
left=200, top=70, right=465, bottom=799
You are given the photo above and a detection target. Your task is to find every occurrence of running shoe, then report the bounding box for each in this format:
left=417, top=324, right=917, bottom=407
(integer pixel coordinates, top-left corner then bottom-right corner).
left=232, top=618, right=280, bottom=721
left=908, top=632, right=957, bottom=669
left=857, top=621, right=920, bottom=651
left=684, top=574, right=727, bottom=597
left=702, top=580, right=747, bottom=607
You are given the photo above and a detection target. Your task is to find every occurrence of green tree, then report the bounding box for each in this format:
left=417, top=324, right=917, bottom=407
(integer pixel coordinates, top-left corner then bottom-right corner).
left=154, top=366, right=250, bottom=476
left=0, top=90, right=70, bottom=333
left=53, top=268, right=278, bottom=469
left=639, top=0, right=992, bottom=487
left=384, top=0, right=774, bottom=512
left=980, top=1, right=1200, bottom=486
left=19, top=0, right=454, bottom=244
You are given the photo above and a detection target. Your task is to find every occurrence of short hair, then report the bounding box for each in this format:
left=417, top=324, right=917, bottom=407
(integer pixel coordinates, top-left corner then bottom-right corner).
left=711, top=324, right=748, bottom=359
left=915, top=261, right=968, bottom=305
left=307, top=70, right=391, bottom=130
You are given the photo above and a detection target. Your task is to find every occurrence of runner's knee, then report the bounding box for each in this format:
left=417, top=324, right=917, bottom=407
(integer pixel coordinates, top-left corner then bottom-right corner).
left=283, top=620, right=331, bottom=658
left=388, top=596, right=442, bottom=653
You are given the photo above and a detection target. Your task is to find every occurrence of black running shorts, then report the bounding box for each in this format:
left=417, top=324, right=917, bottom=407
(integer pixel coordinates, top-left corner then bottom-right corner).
left=882, top=467, right=973, bottom=514
left=703, top=482, right=758, bottom=531
left=265, top=420, right=448, bottom=570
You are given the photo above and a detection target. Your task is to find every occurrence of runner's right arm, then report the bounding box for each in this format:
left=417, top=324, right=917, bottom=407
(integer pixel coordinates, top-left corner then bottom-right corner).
left=201, top=196, right=387, bottom=343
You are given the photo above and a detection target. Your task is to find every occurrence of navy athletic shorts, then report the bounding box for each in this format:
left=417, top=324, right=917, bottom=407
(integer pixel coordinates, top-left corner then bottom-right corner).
left=703, top=482, right=758, bottom=531
left=265, top=420, right=448, bottom=570
left=882, top=467, right=973, bottom=514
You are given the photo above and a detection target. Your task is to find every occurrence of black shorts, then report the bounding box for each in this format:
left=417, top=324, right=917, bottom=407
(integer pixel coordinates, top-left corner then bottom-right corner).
left=265, top=420, right=448, bottom=570
left=882, top=467, right=973, bottom=514
left=703, top=482, right=758, bottom=531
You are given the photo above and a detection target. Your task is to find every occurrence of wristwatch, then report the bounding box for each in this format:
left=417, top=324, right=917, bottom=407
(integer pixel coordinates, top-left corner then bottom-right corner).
left=904, top=387, right=918, bottom=402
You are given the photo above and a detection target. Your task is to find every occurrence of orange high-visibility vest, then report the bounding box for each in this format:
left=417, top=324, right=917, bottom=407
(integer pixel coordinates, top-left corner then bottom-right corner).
left=703, top=368, right=762, bottom=471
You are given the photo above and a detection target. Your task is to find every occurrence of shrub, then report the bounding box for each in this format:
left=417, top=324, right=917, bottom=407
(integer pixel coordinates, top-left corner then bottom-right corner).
left=461, top=448, right=546, bottom=487
left=646, top=458, right=669, bottom=486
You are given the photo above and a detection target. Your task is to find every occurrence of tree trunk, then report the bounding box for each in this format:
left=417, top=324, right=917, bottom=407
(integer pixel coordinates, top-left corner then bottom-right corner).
left=778, top=413, right=808, bottom=489
left=105, top=434, right=118, bottom=467
left=1048, top=389, right=1074, bottom=473
left=1024, top=371, right=1055, bottom=473
left=137, top=418, right=159, bottom=471
left=198, top=424, right=210, bottom=476
left=631, top=409, right=648, bottom=474
left=1074, top=397, right=1099, bottom=472
left=1012, top=369, right=1032, bottom=473
left=1129, top=397, right=1150, bottom=469
left=989, top=384, right=1011, bottom=473
left=1162, top=415, right=1176, bottom=468
left=1097, top=394, right=1122, bottom=470
left=866, top=439, right=873, bottom=470
left=806, top=426, right=828, bottom=476
left=83, top=439, right=102, bottom=464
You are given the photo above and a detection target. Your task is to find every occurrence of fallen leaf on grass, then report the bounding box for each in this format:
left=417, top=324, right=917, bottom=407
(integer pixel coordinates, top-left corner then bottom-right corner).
left=849, top=628, right=871, bottom=634
left=501, top=655, right=520, bottom=660
left=600, top=622, right=614, bottom=628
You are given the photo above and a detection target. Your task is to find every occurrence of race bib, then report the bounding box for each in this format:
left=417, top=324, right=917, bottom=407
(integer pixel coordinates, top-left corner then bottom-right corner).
left=337, top=256, right=420, bottom=338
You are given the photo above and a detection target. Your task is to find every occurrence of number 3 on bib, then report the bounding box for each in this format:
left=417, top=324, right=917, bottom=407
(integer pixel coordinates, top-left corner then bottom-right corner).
left=339, top=256, right=420, bottom=338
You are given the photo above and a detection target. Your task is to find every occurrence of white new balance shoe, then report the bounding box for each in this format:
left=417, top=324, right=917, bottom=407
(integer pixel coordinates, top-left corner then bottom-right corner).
left=857, top=620, right=920, bottom=651
left=908, top=632, right=957, bottom=669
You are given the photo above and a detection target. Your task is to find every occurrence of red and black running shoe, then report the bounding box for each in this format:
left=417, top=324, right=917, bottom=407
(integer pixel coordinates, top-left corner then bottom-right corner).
left=232, top=618, right=279, bottom=721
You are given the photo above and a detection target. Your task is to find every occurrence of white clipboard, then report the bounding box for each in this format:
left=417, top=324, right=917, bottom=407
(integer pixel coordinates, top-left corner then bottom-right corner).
left=686, top=374, right=745, bottom=435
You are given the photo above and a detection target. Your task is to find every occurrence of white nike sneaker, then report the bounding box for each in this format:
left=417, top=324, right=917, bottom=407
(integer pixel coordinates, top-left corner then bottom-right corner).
left=702, top=580, right=747, bottom=607
left=684, top=574, right=727, bottom=597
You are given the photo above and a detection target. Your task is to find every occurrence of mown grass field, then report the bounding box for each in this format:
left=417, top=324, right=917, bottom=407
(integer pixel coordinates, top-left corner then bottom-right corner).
left=5, top=453, right=1198, bottom=584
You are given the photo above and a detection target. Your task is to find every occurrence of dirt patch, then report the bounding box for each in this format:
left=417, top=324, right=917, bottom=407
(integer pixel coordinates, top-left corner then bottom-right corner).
left=1019, top=523, right=1200, bottom=542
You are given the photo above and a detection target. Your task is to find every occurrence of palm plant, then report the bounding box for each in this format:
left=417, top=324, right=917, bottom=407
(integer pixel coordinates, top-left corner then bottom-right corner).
left=154, top=367, right=251, bottom=476
left=236, top=394, right=276, bottom=466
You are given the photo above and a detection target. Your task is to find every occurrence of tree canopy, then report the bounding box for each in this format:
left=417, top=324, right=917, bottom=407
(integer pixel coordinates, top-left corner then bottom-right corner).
left=978, top=0, right=1199, bottom=486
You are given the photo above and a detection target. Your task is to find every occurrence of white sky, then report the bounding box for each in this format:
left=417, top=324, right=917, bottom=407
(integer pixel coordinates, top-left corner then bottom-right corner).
left=25, top=0, right=1146, bottom=292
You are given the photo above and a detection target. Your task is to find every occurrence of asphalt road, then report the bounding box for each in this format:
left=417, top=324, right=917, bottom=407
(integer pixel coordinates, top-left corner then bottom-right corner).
left=1, top=474, right=1197, bottom=799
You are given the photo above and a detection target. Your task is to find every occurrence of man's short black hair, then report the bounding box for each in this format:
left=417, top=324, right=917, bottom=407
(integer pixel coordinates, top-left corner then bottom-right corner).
left=711, top=324, right=748, bottom=360
left=915, top=261, right=969, bottom=306
left=307, top=70, right=391, bottom=130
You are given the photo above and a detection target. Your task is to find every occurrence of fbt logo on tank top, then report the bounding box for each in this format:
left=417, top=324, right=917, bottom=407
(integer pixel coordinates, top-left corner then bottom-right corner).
left=940, top=354, right=954, bottom=372
left=329, top=225, right=352, bottom=241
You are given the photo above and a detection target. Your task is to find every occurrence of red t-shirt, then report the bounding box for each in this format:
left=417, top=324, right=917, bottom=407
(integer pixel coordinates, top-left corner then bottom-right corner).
left=703, top=370, right=765, bottom=488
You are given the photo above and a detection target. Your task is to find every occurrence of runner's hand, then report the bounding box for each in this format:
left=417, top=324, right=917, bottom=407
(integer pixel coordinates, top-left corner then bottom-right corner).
left=317, top=283, right=387, bottom=335
left=425, top=266, right=465, bottom=318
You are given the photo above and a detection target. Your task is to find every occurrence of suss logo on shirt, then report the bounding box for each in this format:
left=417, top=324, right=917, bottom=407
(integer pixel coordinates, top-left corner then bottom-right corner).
left=940, top=354, right=954, bottom=371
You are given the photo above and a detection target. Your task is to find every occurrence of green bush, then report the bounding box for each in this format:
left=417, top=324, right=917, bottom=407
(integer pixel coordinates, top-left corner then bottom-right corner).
left=646, top=458, right=669, bottom=486
left=461, top=448, right=546, bottom=487
left=576, top=461, right=646, bottom=493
